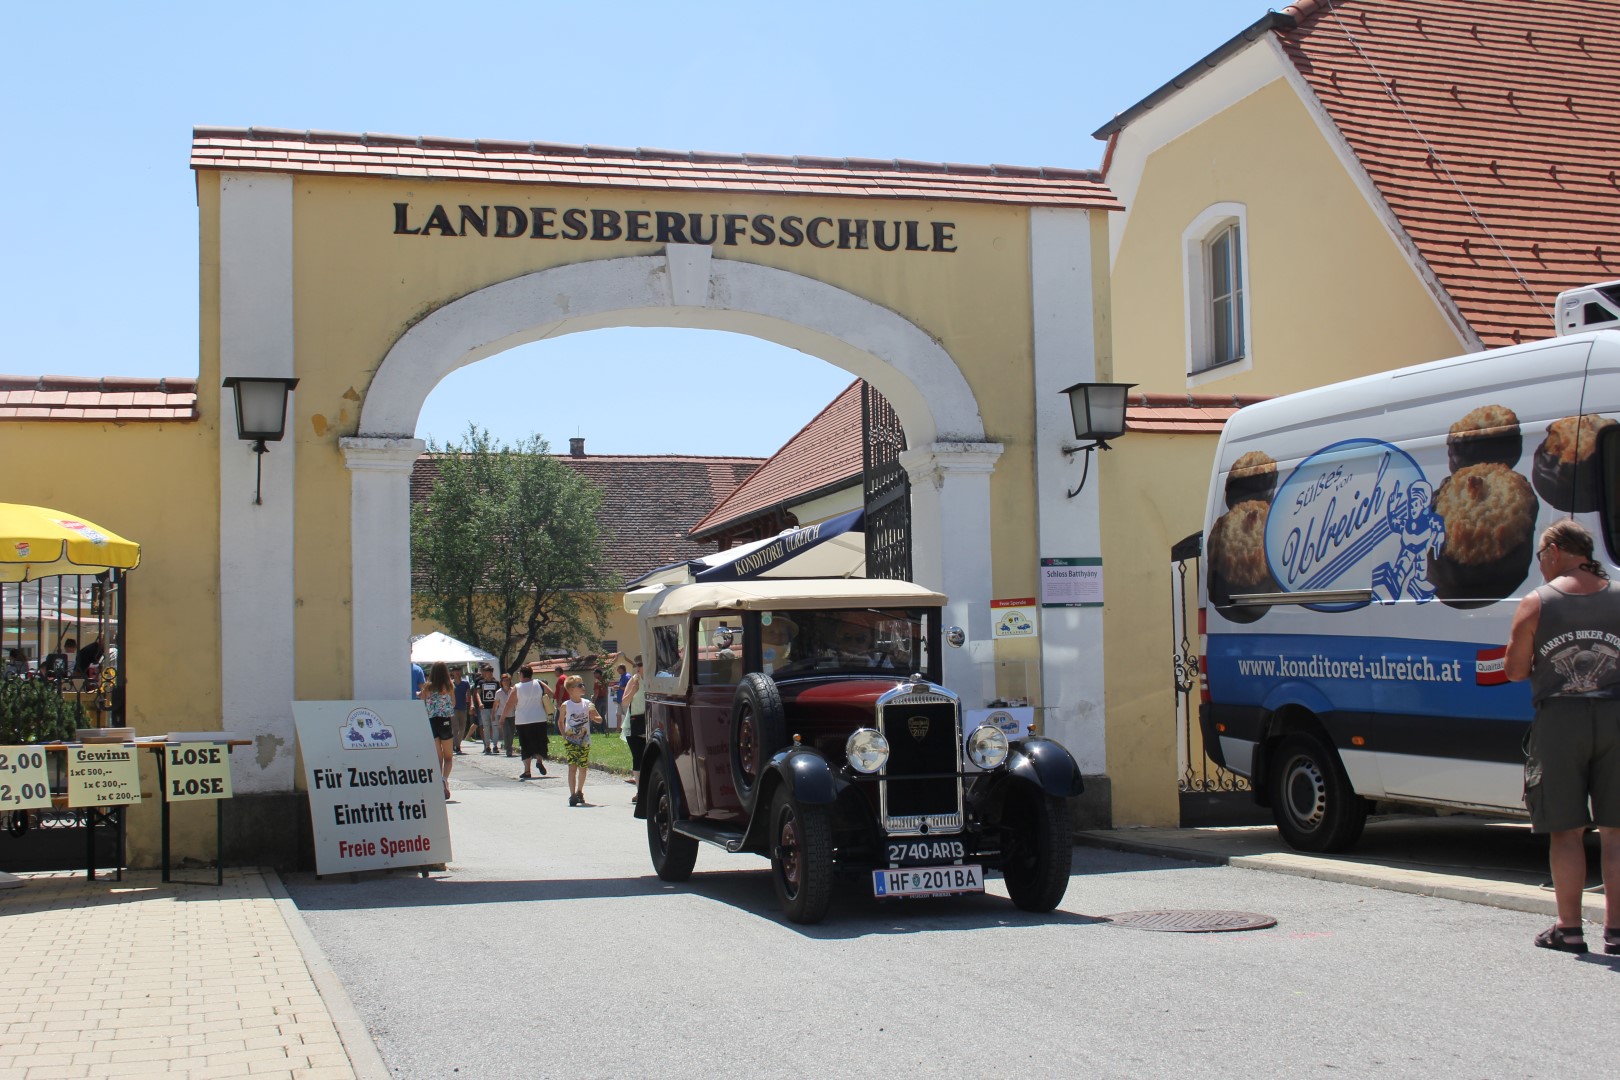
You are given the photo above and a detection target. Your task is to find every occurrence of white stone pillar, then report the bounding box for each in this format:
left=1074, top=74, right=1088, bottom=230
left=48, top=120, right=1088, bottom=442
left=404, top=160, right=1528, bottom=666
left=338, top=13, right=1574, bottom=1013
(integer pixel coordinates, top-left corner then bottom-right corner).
left=341, top=437, right=426, bottom=699
left=900, top=442, right=1003, bottom=695
left=1030, top=207, right=1107, bottom=773
left=219, top=173, right=297, bottom=794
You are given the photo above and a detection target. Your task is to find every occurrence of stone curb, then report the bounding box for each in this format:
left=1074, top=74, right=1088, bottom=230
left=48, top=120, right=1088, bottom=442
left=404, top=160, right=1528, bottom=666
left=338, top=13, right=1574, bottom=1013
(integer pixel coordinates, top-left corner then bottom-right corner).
left=1075, top=831, right=1606, bottom=922
left=263, top=867, right=393, bottom=1080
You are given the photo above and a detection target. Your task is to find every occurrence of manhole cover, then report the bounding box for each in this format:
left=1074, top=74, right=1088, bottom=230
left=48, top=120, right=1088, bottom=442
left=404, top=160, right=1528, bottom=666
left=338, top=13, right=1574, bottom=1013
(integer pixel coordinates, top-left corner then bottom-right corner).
left=1104, top=909, right=1277, bottom=933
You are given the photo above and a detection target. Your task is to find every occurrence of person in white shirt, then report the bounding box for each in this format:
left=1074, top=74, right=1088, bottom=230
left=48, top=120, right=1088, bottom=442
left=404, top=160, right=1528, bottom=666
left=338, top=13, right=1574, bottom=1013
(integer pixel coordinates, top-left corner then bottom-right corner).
left=492, top=673, right=515, bottom=757
left=511, top=665, right=554, bottom=780
left=559, top=675, right=601, bottom=807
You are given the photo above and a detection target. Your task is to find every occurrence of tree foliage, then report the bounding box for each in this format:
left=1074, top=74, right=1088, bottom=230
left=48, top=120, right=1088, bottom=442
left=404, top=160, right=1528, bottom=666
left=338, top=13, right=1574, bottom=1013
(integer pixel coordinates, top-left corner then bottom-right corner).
left=411, top=427, right=618, bottom=675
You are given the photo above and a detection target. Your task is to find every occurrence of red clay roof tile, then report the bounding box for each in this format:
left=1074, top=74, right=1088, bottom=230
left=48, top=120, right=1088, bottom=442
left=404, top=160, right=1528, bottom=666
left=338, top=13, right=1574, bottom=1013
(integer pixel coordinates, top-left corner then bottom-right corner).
left=688, top=381, right=866, bottom=539
left=192, top=128, right=1121, bottom=210
left=0, top=377, right=199, bottom=423
left=1274, top=0, right=1620, bottom=347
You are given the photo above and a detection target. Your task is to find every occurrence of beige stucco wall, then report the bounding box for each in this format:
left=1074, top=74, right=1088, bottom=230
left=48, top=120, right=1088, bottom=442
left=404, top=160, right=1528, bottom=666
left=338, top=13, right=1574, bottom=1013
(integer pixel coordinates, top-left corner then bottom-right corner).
left=1102, top=75, right=1469, bottom=825
left=0, top=420, right=222, bottom=864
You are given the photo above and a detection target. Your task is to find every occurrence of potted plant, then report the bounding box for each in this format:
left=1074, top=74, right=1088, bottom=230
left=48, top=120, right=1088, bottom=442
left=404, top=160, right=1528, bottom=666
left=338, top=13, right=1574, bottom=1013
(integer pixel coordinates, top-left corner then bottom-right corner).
left=0, top=676, right=86, bottom=792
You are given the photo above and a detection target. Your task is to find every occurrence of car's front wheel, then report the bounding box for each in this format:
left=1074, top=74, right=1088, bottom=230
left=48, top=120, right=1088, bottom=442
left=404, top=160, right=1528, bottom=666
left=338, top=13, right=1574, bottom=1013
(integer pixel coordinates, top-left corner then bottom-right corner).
left=647, top=756, right=698, bottom=882
left=1001, top=783, right=1073, bottom=913
left=769, top=786, right=832, bottom=924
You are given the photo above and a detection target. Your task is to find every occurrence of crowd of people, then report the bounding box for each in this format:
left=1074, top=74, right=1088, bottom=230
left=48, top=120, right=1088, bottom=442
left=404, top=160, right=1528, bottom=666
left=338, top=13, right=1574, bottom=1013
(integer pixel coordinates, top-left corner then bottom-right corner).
left=411, top=653, right=646, bottom=809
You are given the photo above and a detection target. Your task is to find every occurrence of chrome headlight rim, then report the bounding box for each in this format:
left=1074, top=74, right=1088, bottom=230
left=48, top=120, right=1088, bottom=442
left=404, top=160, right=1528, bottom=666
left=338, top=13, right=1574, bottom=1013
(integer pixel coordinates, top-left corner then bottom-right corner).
left=845, top=727, right=890, bottom=774
left=966, top=723, right=1010, bottom=770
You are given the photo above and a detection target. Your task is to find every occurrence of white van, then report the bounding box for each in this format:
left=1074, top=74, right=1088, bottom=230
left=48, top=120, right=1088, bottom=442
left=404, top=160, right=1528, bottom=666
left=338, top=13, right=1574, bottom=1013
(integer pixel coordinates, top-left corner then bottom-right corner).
left=1200, top=315, right=1620, bottom=851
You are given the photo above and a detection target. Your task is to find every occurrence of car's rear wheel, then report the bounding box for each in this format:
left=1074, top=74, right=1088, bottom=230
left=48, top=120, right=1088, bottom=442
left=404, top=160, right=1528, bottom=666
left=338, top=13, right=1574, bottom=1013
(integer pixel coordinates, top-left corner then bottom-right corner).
left=731, top=673, right=786, bottom=813
left=647, top=755, right=698, bottom=882
left=769, top=786, right=832, bottom=924
left=1268, top=730, right=1368, bottom=853
left=1001, top=783, right=1073, bottom=913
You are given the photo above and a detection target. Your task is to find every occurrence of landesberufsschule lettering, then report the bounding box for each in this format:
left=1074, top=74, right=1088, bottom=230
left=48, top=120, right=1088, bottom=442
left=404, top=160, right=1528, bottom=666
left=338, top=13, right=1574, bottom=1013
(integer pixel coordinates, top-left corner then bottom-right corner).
left=394, top=203, right=958, bottom=252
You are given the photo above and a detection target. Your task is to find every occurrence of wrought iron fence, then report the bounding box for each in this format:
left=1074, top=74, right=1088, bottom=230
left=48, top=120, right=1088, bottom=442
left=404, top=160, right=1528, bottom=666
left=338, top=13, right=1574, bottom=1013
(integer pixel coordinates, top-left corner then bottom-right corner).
left=1171, top=535, right=1249, bottom=794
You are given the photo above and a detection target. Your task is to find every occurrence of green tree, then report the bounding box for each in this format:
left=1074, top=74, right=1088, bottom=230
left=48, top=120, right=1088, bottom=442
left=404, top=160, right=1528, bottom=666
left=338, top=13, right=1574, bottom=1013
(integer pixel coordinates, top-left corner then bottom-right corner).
left=411, top=426, right=618, bottom=675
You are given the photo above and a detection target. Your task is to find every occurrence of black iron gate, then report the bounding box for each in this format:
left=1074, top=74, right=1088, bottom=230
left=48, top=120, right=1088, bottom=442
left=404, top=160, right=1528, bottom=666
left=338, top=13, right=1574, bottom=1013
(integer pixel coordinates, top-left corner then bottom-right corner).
left=862, top=382, right=911, bottom=581
left=1171, top=532, right=1254, bottom=824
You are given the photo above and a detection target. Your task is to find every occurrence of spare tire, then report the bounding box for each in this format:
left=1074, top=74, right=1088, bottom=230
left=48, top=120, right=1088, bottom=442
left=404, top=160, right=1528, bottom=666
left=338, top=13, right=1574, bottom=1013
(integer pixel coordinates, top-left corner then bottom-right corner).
left=730, top=672, right=787, bottom=814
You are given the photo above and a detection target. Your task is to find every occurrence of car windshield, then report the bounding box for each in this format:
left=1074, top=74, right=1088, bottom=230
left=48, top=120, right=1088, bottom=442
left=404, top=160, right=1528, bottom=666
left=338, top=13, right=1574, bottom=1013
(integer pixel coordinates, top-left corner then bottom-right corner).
left=762, top=607, right=927, bottom=678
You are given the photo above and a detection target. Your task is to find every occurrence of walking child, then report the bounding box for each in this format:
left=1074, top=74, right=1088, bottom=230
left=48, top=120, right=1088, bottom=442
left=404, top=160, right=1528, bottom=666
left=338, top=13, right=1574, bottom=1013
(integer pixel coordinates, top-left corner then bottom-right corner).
left=559, top=674, right=600, bottom=806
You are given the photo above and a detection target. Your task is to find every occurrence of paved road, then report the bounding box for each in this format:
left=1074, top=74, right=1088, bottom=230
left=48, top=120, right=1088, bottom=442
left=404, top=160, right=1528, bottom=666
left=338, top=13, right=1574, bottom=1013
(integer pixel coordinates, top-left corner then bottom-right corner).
left=284, top=752, right=1620, bottom=1080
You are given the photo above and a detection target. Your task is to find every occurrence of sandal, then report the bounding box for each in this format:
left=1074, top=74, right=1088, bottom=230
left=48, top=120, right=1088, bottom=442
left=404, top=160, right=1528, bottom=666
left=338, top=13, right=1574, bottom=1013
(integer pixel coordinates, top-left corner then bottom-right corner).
left=1606, top=927, right=1620, bottom=956
left=1534, top=924, right=1588, bottom=954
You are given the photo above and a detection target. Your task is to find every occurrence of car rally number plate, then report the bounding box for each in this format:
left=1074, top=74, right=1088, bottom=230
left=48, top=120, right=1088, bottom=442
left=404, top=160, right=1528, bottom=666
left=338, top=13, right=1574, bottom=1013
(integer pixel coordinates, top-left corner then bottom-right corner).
left=873, top=864, right=984, bottom=899
left=886, top=838, right=965, bottom=865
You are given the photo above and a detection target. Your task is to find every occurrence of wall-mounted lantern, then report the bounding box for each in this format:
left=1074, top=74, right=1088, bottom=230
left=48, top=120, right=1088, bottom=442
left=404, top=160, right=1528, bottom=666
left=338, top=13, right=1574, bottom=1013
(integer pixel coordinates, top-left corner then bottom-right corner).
left=1058, top=381, right=1135, bottom=497
left=221, top=376, right=300, bottom=505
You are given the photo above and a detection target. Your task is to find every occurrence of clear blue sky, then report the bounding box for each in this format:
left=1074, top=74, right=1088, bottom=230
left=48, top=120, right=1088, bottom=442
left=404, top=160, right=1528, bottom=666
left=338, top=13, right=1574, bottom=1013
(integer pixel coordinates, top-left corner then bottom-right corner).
left=3, top=0, right=1266, bottom=456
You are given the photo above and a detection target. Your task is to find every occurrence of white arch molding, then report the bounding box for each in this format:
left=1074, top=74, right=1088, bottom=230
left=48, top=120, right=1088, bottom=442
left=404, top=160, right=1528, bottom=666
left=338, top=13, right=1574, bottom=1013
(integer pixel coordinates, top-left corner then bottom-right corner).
left=343, top=247, right=1003, bottom=698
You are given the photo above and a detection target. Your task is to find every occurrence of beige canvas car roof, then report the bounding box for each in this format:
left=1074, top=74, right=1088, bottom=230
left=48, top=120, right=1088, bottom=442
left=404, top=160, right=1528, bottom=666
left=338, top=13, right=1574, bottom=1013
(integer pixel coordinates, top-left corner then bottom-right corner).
left=629, top=578, right=947, bottom=618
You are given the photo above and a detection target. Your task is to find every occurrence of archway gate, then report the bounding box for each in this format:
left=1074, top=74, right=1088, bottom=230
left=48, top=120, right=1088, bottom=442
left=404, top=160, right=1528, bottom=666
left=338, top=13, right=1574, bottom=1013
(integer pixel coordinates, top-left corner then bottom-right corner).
left=193, top=126, right=1120, bottom=809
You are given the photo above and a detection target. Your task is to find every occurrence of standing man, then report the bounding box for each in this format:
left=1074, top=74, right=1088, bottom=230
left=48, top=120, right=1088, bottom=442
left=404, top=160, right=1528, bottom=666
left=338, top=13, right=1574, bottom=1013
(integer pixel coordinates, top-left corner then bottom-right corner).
left=1505, top=519, right=1620, bottom=955
left=410, top=660, right=426, bottom=701
left=475, top=664, right=502, bottom=754
left=450, top=665, right=471, bottom=755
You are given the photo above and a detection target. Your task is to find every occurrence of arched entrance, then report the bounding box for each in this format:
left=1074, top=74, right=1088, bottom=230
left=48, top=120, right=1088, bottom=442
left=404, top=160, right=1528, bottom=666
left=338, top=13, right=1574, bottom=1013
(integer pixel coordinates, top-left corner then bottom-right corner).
left=341, top=247, right=1003, bottom=698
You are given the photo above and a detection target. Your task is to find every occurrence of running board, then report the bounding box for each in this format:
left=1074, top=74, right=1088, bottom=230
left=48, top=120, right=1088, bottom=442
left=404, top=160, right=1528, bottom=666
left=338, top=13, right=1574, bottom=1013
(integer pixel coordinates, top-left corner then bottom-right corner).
left=673, top=821, right=749, bottom=853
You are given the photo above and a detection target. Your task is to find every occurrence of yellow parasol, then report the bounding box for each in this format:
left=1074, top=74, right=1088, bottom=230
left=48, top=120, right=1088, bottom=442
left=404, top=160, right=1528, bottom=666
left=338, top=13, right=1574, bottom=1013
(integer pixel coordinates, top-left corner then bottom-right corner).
left=0, top=503, right=141, bottom=582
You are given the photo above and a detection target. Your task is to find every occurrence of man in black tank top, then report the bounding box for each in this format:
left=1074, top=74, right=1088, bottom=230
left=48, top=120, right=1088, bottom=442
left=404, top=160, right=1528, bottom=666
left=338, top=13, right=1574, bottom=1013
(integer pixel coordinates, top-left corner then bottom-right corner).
left=1505, top=520, right=1620, bottom=955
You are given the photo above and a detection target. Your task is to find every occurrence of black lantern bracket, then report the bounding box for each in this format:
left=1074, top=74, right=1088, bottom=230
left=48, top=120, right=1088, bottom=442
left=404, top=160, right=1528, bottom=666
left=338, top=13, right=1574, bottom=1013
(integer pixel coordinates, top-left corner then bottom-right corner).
left=1058, top=380, right=1136, bottom=498
left=222, top=376, right=300, bottom=505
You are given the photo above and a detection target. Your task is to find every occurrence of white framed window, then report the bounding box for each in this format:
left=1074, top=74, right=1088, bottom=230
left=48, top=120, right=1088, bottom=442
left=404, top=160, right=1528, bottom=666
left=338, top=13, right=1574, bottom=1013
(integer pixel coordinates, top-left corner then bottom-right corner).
left=1182, top=203, right=1253, bottom=384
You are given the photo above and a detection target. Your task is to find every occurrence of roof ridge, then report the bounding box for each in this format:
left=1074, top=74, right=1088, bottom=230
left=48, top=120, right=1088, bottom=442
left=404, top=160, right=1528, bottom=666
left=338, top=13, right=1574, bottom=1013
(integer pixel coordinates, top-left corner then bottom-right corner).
left=191, top=126, right=1106, bottom=182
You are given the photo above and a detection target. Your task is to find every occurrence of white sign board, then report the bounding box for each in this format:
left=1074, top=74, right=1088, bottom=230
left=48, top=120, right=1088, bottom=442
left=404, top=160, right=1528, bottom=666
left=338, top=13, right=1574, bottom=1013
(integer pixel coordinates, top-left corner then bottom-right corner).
left=990, top=598, right=1038, bottom=639
left=164, top=742, right=234, bottom=802
left=292, top=701, right=451, bottom=875
left=0, top=746, right=53, bottom=811
left=1040, top=557, right=1103, bottom=607
left=67, top=745, right=142, bottom=806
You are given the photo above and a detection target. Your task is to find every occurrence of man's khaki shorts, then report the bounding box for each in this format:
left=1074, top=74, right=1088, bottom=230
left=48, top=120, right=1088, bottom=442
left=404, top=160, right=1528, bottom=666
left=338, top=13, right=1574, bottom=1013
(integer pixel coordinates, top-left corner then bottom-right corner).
left=1524, top=696, right=1620, bottom=833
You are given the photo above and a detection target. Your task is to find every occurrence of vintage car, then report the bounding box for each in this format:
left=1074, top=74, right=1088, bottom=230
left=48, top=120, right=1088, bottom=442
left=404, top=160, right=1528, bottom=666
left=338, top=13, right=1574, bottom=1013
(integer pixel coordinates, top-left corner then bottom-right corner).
left=626, top=577, right=1084, bottom=923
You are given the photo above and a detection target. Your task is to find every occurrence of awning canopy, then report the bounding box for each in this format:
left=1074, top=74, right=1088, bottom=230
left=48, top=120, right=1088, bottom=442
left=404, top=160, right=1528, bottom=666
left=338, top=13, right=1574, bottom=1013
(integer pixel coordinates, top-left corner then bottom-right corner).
left=0, top=503, right=141, bottom=583
left=410, top=631, right=498, bottom=671
left=627, top=508, right=867, bottom=590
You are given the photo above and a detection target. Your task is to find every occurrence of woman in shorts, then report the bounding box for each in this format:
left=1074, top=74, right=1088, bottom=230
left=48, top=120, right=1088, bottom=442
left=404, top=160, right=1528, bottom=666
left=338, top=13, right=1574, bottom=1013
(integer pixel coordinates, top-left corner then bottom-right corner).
left=559, top=675, right=601, bottom=806
left=418, top=661, right=456, bottom=799
left=512, top=665, right=553, bottom=780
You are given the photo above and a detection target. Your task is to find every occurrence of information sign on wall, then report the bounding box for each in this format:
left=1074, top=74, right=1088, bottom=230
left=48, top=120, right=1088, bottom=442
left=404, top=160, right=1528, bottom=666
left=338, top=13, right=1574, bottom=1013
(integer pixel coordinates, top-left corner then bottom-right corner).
left=67, top=745, right=142, bottom=806
left=1040, top=558, right=1104, bottom=607
left=990, top=598, right=1038, bottom=639
left=164, top=743, right=235, bottom=802
left=292, top=701, right=451, bottom=875
left=0, top=746, right=53, bottom=811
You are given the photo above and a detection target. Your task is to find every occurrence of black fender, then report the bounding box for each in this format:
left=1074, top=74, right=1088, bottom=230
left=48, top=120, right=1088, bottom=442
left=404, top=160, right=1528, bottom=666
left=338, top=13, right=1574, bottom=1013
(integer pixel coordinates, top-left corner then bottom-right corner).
left=739, top=746, right=847, bottom=854
left=633, top=732, right=683, bottom=822
left=1005, top=736, right=1085, bottom=798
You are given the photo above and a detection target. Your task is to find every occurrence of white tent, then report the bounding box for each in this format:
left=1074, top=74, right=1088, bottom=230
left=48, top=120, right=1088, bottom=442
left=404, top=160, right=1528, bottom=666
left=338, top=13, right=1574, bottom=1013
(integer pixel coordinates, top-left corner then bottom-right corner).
left=410, top=631, right=498, bottom=672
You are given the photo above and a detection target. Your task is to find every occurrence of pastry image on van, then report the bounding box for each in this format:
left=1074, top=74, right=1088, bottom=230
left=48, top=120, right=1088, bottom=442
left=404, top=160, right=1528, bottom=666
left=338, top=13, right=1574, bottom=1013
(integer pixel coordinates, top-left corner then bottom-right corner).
left=1428, top=463, right=1539, bottom=607
left=1446, top=405, right=1522, bottom=473
left=1532, top=413, right=1615, bottom=513
left=1207, top=498, right=1275, bottom=623
left=1224, top=450, right=1277, bottom=508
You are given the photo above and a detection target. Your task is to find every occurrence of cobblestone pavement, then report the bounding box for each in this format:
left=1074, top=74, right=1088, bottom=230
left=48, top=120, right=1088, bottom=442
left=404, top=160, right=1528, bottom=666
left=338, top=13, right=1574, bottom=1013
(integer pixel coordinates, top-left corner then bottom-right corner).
left=0, top=868, right=385, bottom=1080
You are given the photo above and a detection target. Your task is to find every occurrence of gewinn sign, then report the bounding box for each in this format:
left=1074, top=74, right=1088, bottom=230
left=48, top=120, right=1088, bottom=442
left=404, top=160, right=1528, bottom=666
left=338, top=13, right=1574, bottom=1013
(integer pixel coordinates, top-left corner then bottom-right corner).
left=393, top=203, right=959, bottom=252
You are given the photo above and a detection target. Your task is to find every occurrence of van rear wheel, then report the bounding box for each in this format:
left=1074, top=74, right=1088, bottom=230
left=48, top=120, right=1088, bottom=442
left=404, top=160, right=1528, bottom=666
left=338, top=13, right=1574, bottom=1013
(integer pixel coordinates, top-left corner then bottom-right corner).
left=1268, top=731, right=1367, bottom=853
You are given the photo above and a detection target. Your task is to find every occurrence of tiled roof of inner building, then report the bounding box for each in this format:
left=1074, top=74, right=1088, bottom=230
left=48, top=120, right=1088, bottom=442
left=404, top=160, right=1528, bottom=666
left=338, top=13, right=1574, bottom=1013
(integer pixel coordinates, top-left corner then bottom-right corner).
left=0, top=376, right=199, bottom=422
left=191, top=127, right=1122, bottom=210
left=1125, top=392, right=1271, bottom=434
left=689, top=380, right=865, bottom=539
left=410, top=452, right=764, bottom=583
left=1273, top=0, right=1620, bottom=348
left=1100, top=0, right=1620, bottom=351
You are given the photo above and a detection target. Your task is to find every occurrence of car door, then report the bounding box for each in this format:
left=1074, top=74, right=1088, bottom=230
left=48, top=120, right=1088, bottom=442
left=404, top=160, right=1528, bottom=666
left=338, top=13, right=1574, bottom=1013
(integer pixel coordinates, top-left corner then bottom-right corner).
left=690, top=613, right=745, bottom=824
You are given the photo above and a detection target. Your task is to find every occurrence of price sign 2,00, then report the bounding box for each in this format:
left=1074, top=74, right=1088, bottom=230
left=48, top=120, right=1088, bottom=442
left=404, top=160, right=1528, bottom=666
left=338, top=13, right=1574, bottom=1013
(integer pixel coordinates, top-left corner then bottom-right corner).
left=0, top=746, right=54, bottom=810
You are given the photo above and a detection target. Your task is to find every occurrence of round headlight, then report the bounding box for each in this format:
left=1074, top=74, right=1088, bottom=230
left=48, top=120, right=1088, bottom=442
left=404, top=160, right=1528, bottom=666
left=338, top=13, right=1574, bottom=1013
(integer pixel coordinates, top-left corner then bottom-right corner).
left=845, top=728, right=890, bottom=774
left=967, top=724, right=1010, bottom=770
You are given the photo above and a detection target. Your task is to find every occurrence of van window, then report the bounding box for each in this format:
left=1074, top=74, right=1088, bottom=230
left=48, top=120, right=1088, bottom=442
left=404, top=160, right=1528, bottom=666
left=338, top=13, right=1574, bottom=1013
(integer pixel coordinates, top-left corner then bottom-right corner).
left=652, top=624, right=685, bottom=681
left=695, top=615, right=742, bottom=686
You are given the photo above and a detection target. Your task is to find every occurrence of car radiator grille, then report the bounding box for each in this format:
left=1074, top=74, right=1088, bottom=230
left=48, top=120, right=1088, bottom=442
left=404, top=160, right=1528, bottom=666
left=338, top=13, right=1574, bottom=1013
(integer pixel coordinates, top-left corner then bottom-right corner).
left=877, top=693, right=963, bottom=835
